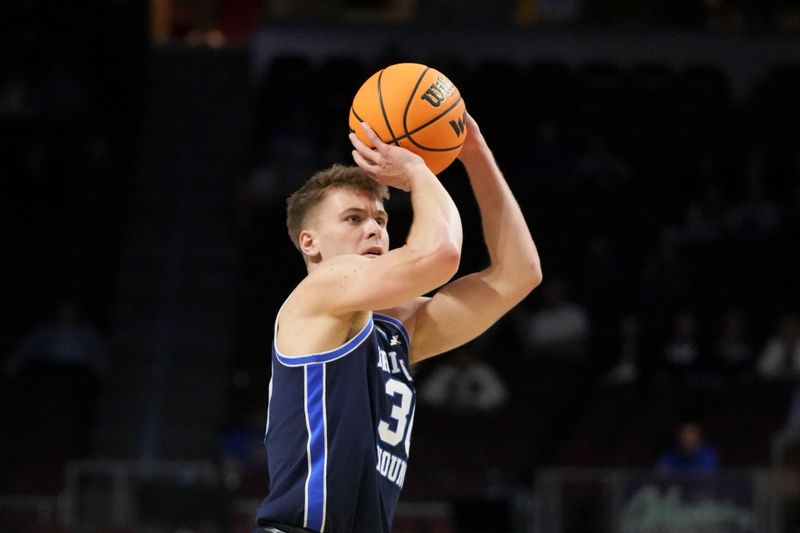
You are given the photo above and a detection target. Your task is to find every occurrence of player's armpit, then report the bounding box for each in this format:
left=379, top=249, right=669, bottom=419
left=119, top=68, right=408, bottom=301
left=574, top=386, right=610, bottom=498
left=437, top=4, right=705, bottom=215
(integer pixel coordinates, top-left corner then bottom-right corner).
left=408, top=269, right=533, bottom=364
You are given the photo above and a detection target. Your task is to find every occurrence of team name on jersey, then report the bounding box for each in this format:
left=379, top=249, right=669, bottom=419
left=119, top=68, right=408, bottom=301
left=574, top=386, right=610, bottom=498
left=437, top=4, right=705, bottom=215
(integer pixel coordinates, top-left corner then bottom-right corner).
left=376, top=348, right=412, bottom=379
left=376, top=444, right=407, bottom=488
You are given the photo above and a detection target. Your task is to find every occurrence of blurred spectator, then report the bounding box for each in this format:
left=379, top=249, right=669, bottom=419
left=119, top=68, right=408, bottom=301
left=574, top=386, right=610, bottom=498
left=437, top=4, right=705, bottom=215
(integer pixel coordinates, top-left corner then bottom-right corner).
left=5, top=298, right=109, bottom=379
left=513, top=119, right=575, bottom=187
left=575, top=231, right=627, bottom=320
left=673, top=178, right=726, bottom=247
left=221, top=408, right=267, bottom=490
left=28, top=58, right=90, bottom=123
left=236, top=142, right=313, bottom=230
left=725, top=174, right=784, bottom=243
left=602, top=313, right=643, bottom=385
left=656, top=308, right=703, bottom=384
left=657, top=420, right=719, bottom=472
left=236, top=104, right=322, bottom=234
left=782, top=386, right=800, bottom=431
left=574, top=134, right=631, bottom=198
left=518, top=276, right=591, bottom=363
left=418, top=344, right=509, bottom=414
left=0, top=66, right=29, bottom=117
left=735, top=146, right=781, bottom=223
left=4, top=298, right=110, bottom=459
left=756, top=311, right=800, bottom=381
left=637, top=235, right=694, bottom=315
left=708, top=306, right=756, bottom=381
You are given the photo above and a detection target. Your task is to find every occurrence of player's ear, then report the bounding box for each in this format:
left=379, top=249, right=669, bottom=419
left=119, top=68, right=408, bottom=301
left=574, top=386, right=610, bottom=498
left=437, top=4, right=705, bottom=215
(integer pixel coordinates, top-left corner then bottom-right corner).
left=299, top=230, right=319, bottom=258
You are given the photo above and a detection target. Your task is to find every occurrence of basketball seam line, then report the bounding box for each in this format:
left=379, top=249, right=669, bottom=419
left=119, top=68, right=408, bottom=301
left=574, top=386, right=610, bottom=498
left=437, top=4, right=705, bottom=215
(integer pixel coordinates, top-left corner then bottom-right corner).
left=403, top=95, right=465, bottom=151
left=377, top=69, right=400, bottom=146
left=402, top=66, right=431, bottom=141
left=351, top=97, right=465, bottom=151
left=403, top=69, right=465, bottom=151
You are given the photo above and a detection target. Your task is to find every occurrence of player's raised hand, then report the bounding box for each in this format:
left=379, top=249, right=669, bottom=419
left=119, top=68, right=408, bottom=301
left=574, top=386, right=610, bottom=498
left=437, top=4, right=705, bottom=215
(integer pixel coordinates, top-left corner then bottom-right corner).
left=455, top=112, right=487, bottom=167
left=349, top=122, right=428, bottom=192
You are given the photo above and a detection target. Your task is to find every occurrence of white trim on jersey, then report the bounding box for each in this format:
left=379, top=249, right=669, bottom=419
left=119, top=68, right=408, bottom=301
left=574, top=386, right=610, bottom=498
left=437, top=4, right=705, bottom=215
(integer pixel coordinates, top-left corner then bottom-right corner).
left=265, top=363, right=273, bottom=437
left=303, top=366, right=311, bottom=528
left=321, top=365, right=329, bottom=531
left=303, top=364, right=329, bottom=531
left=275, top=314, right=374, bottom=367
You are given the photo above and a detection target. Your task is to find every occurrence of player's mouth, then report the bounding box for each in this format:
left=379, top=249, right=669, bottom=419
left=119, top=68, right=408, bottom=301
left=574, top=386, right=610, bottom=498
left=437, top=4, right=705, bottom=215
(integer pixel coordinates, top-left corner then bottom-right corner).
left=363, top=246, right=383, bottom=258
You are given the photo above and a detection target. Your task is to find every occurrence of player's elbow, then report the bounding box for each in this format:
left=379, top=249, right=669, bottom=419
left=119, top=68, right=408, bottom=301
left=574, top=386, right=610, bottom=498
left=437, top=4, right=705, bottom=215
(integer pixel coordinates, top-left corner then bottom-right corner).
left=431, top=240, right=461, bottom=282
left=529, top=260, right=544, bottom=291
left=514, top=257, right=543, bottom=299
left=403, top=239, right=461, bottom=291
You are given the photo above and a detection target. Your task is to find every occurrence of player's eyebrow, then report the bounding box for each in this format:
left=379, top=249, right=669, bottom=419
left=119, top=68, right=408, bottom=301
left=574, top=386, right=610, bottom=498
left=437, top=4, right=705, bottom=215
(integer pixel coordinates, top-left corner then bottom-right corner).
left=341, top=206, right=389, bottom=221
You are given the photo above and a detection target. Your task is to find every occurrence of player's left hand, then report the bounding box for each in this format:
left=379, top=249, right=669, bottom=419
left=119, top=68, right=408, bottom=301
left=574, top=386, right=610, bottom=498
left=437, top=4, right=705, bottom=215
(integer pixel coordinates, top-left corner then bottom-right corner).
left=456, top=112, right=489, bottom=166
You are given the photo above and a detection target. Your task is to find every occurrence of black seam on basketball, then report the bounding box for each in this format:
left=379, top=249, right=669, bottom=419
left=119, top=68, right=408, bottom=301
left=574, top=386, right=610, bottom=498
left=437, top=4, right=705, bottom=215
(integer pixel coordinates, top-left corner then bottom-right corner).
left=351, top=107, right=386, bottom=142
left=377, top=129, right=465, bottom=150
left=403, top=66, right=431, bottom=143
left=377, top=70, right=400, bottom=146
left=402, top=96, right=465, bottom=151
left=351, top=106, right=364, bottom=126
left=355, top=101, right=464, bottom=150
left=405, top=141, right=465, bottom=153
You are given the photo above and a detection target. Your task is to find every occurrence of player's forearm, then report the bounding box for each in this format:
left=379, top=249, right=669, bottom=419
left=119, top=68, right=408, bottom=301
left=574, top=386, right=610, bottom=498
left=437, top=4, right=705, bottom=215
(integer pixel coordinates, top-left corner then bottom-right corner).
left=404, top=162, right=463, bottom=267
left=463, top=142, right=542, bottom=294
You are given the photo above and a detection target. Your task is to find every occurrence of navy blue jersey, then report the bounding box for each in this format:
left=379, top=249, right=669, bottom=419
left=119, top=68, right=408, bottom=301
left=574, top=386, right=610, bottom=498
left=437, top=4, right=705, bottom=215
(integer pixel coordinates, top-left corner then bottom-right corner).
left=256, top=312, right=416, bottom=533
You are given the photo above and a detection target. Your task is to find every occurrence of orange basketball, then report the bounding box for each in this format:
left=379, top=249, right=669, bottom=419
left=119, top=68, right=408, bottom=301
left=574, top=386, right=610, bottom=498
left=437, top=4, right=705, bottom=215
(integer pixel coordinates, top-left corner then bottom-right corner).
left=349, top=63, right=467, bottom=175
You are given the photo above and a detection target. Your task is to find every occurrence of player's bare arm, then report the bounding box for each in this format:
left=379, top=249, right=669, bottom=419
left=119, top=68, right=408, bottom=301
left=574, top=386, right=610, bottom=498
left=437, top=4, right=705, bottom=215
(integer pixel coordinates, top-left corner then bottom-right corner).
left=409, top=112, right=543, bottom=363
left=277, top=122, right=462, bottom=357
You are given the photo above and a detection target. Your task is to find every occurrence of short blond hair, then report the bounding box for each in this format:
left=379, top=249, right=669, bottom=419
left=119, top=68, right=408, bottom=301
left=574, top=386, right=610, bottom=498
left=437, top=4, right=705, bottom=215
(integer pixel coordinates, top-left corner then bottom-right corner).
left=286, top=164, right=389, bottom=250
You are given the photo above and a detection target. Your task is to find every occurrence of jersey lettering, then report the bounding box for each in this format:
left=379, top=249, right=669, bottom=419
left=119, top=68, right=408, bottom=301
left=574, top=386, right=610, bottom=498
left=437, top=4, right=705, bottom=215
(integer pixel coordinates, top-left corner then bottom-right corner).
left=387, top=351, right=401, bottom=373
left=377, top=349, right=405, bottom=375
left=376, top=444, right=408, bottom=488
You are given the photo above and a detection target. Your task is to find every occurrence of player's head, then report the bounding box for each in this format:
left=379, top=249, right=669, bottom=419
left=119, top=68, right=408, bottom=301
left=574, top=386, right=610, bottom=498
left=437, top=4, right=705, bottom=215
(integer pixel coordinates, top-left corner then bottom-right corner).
left=287, top=164, right=390, bottom=267
left=676, top=420, right=703, bottom=454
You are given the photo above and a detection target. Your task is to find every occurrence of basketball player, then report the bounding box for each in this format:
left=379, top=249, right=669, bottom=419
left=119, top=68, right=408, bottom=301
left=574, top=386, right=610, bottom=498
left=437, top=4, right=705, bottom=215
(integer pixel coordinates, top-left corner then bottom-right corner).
left=253, top=113, right=542, bottom=533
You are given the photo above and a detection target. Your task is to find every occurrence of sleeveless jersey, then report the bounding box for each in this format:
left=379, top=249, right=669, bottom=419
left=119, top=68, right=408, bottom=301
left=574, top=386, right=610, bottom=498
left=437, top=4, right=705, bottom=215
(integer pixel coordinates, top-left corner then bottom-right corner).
left=255, top=312, right=416, bottom=533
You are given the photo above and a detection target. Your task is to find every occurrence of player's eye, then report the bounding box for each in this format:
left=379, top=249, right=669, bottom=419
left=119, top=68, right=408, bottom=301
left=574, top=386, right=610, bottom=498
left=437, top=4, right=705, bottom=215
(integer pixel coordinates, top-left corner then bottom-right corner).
left=376, top=217, right=386, bottom=227
left=347, top=214, right=361, bottom=223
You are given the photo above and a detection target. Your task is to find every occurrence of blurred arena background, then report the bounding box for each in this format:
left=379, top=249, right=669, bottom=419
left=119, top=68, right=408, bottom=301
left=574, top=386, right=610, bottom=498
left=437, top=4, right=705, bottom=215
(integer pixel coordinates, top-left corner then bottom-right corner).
left=2, top=0, right=800, bottom=532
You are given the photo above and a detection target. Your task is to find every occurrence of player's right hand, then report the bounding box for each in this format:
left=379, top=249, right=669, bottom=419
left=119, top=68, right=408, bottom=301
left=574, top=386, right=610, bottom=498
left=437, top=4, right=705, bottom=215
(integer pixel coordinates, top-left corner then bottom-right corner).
left=349, top=122, right=428, bottom=192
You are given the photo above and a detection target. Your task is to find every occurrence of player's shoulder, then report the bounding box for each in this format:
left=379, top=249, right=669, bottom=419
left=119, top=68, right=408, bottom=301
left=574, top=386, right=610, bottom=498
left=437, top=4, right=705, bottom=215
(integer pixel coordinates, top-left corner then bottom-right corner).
left=299, top=254, right=369, bottom=289
left=287, top=257, right=361, bottom=313
left=276, top=282, right=369, bottom=356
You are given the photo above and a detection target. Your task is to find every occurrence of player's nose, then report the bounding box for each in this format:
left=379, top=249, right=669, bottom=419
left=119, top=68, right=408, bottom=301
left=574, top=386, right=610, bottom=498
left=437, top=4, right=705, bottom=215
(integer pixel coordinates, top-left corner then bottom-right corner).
left=366, top=218, right=383, bottom=239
